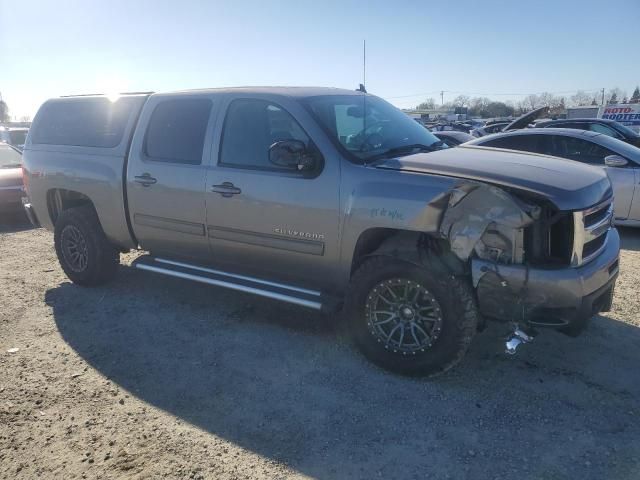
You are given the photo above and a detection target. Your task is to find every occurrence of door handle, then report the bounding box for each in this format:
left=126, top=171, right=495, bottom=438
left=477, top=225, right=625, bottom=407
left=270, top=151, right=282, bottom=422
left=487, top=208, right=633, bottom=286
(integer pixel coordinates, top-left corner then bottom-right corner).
left=211, top=182, right=241, bottom=197
left=134, top=173, right=157, bottom=187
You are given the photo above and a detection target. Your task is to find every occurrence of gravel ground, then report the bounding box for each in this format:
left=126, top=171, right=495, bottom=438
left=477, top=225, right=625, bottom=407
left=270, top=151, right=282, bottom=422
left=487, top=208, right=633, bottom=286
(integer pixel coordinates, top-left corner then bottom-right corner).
left=1, top=215, right=639, bottom=479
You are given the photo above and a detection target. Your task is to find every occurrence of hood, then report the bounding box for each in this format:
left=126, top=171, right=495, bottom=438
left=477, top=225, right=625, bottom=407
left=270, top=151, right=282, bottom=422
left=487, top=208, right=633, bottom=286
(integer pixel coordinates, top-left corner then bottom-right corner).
left=374, top=145, right=612, bottom=211
left=0, top=167, right=23, bottom=188
left=503, top=106, right=549, bottom=131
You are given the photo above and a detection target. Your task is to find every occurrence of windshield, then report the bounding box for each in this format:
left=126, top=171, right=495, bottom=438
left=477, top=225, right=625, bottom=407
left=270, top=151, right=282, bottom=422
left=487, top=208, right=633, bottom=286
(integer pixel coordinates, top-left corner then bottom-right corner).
left=303, top=94, right=445, bottom=162
left=0, top=144, right=23, bottom=168
left=612, top=122, right=640, bottom=138
left=8, top=130, right=28, bottom=146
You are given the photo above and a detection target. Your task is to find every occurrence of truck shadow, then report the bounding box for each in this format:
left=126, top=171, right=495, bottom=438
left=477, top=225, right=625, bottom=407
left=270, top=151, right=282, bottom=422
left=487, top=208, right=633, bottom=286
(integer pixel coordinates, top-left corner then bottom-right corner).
left=0, top=211, right=33, bottom=234
left=46, top=266, right=640, bottom=479
left=618, top=226, right=640, bottom=252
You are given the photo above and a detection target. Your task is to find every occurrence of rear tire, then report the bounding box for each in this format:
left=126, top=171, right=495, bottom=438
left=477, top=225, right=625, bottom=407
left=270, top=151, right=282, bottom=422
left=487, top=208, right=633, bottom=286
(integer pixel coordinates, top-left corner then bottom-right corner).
left=346, top=256, right=479, bottom=377
left=54, top=206, right=119, bottom=286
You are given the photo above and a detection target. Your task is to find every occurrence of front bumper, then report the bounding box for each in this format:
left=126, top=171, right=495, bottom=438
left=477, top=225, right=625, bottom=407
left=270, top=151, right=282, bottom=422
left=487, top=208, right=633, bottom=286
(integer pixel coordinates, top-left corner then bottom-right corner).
left=472, top=228, right=620, bottom=333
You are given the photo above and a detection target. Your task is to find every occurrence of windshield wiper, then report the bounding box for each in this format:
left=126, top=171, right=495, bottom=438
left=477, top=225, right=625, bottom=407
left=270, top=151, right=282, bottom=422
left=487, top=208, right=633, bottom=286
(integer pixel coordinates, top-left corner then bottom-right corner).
left=367, top=143, right=437, bottom=162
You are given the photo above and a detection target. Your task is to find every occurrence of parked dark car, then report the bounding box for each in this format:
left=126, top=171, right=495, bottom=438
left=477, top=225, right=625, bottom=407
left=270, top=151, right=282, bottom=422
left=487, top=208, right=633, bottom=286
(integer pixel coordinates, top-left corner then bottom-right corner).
left=0, top=142, right=25, bottom=214
left=467, top=128, right=640, bottom=227
left=535, top=118, right=640, bottom=148
left=433, top=130, right=475, bottom=147
left=429, top=122, right=474, bottom=133
left=0, top=126, right=29, bottom=151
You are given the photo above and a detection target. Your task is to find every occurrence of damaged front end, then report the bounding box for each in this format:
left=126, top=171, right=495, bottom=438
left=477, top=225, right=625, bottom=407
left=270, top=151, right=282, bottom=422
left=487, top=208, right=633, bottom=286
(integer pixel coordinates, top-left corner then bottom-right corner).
left=437, top=181, right=619, bottom=350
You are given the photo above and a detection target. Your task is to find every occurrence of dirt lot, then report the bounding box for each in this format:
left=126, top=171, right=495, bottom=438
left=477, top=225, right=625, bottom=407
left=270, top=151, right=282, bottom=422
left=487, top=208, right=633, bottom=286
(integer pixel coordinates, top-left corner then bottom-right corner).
left=1, top=215, right=639, bottom=480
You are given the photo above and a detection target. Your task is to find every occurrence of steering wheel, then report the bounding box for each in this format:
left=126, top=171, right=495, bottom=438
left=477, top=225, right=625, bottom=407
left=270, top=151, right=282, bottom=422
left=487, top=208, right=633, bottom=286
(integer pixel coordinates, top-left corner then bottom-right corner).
left=349, top=120, right=390, bottom=152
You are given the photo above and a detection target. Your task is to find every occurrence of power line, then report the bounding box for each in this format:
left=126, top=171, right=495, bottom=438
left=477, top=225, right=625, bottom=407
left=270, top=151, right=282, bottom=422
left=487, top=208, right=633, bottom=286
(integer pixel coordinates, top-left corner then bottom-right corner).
left=385, top=88, right=604, bottom=100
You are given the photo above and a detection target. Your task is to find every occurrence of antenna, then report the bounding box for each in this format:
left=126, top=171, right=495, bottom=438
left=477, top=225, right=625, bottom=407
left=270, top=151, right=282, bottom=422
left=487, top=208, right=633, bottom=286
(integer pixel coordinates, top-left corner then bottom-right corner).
left=363, top=39, right=366, bottom=91
left=361, top=40, right=367, bottom=161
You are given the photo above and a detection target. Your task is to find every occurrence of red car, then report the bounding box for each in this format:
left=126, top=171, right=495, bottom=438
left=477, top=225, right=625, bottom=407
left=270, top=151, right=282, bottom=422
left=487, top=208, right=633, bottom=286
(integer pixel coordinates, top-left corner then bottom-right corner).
left=0, top=142, right=25, bottom=215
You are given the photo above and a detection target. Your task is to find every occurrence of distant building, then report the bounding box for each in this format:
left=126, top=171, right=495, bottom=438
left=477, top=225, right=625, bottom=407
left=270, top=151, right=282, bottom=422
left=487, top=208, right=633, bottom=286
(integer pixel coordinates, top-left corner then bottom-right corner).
left=566, top=106, right=600, bottom=119
left=403, top=108, right=466, bottom=122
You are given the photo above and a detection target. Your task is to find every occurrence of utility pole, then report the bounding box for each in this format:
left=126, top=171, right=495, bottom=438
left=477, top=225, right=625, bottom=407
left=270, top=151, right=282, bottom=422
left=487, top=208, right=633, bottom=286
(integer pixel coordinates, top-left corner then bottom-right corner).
left=440, top=90, right=444, bottom=106
left=601, top=88, right=605, bottom=106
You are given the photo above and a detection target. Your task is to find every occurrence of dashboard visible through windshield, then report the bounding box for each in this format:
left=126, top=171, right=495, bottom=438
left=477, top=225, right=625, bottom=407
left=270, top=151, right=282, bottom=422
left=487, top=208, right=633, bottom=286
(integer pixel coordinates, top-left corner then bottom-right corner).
left=304, top=94, right=445, bottom=162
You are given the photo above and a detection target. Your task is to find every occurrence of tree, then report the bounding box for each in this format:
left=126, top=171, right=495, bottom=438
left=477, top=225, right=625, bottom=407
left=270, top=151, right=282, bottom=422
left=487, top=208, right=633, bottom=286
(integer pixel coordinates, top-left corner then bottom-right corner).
left=550, top=97, right=566, bottom=117
left=468, top=97, right=491, bottom=117
left=570, top=90, right=592, bottom=107
left=452, top=95, right=470, bottom=108
left=630, top=86, right=640, bottom=104
left=539, top=92, right=560, bottom=108
left=0, top=100, right=9, bottom=123
left=606, top=87, right=626, bottom=105
left=524, top=94, right=541, bottom=111
left=515, top=100, right=530, bottom=115
left=416, top=98, right=436, bottom=110
left=483, top=101, right=514, bottom=118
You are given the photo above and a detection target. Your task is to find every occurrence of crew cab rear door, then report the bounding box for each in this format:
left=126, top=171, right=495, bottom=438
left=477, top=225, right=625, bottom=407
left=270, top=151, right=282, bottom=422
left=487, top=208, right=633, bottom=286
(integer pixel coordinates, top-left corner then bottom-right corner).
left=204, top=94, right=341, bottom=289
left=126, top=94, right=217, bottom=261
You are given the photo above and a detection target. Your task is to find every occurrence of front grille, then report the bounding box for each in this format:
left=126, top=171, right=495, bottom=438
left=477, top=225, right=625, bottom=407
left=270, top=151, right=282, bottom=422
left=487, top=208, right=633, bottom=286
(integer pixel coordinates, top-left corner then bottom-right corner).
left=570, top=198, right=613, bottom=266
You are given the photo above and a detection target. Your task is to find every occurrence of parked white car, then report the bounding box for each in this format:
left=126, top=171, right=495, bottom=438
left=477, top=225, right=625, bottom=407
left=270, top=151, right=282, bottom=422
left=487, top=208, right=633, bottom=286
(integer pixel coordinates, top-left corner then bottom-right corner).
left=466, top=128, right=640, bottom=226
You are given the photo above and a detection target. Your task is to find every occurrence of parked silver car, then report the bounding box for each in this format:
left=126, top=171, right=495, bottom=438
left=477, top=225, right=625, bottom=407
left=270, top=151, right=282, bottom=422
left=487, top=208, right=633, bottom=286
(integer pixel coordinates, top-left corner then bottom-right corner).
left=466, top=128, right=640, bottom=226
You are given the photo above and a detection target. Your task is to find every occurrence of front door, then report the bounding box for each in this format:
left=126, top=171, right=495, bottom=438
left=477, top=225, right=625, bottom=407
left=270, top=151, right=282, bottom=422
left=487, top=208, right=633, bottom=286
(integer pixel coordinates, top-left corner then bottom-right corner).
left=127, top=96, right=216, bottom=261
left=204, top=96, right=340, bottom=289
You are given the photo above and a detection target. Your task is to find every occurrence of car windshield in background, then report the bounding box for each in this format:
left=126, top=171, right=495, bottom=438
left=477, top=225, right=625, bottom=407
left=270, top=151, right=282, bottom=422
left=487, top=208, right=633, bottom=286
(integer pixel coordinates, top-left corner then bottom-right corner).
left=614, top=122, right=640, bottom=138
left=0, top=144, right=23, bottom=168
left=9, top=130, right=28, bottom=146
left=304, top=94, right=445, bottom=162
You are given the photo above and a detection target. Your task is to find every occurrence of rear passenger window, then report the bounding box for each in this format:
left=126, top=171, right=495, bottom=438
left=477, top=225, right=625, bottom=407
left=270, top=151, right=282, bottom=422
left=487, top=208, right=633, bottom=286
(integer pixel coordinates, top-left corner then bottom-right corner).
left=31, top=97, right=134, bottom=148
left=145, top=98, right=212, bottom=165
left=548, top=135, right=614, bottom=165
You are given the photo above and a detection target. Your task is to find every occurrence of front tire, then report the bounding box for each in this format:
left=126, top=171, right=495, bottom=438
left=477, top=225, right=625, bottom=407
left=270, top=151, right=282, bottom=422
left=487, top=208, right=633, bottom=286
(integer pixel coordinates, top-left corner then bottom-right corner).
left=346, top=256, right=479, bottom=377
left=54, top=206, right=119, bottom=286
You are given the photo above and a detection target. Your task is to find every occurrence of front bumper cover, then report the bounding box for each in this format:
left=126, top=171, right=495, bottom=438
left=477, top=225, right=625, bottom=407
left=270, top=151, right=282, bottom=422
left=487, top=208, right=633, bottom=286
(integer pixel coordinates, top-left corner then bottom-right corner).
left=21, top=198, right=40, bottom=227
left=471, top=228, right=620, bottom=332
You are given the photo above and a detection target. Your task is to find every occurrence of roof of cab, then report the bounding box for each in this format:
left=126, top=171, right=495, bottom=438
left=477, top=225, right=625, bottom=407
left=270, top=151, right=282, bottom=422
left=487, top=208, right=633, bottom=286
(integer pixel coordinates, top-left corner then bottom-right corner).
left=160, top=86, right=363, bottom=98
left=57, top=86, right=363, bottom=102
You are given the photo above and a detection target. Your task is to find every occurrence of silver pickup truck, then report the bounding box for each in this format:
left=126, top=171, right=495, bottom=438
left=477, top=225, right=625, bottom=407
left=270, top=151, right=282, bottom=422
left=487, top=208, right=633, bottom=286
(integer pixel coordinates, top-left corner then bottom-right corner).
left=21, top=87, right=620, bottom=376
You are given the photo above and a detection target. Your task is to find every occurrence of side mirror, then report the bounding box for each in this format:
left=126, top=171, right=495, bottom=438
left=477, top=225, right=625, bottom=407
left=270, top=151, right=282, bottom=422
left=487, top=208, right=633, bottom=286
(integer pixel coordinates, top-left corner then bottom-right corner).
left=604, top=155, right=628, bottom=167
left=269, top=140, right=315, bottom=172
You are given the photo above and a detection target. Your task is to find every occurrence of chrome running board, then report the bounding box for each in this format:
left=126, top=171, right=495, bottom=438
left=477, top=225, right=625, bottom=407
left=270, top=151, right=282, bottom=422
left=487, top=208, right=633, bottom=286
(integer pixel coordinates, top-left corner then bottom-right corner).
left=133, top=255, right=324, bottom=310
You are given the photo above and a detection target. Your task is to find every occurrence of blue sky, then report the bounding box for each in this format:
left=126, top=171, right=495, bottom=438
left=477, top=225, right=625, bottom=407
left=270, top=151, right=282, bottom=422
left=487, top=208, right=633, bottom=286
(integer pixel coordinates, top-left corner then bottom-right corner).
left=1, top=0, right=639, bottom=118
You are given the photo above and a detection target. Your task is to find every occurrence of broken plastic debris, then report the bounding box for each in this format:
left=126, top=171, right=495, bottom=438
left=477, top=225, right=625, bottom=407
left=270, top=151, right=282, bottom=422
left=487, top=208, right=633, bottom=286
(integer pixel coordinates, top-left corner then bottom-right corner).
left=6, top=348, right=19, bottom=354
